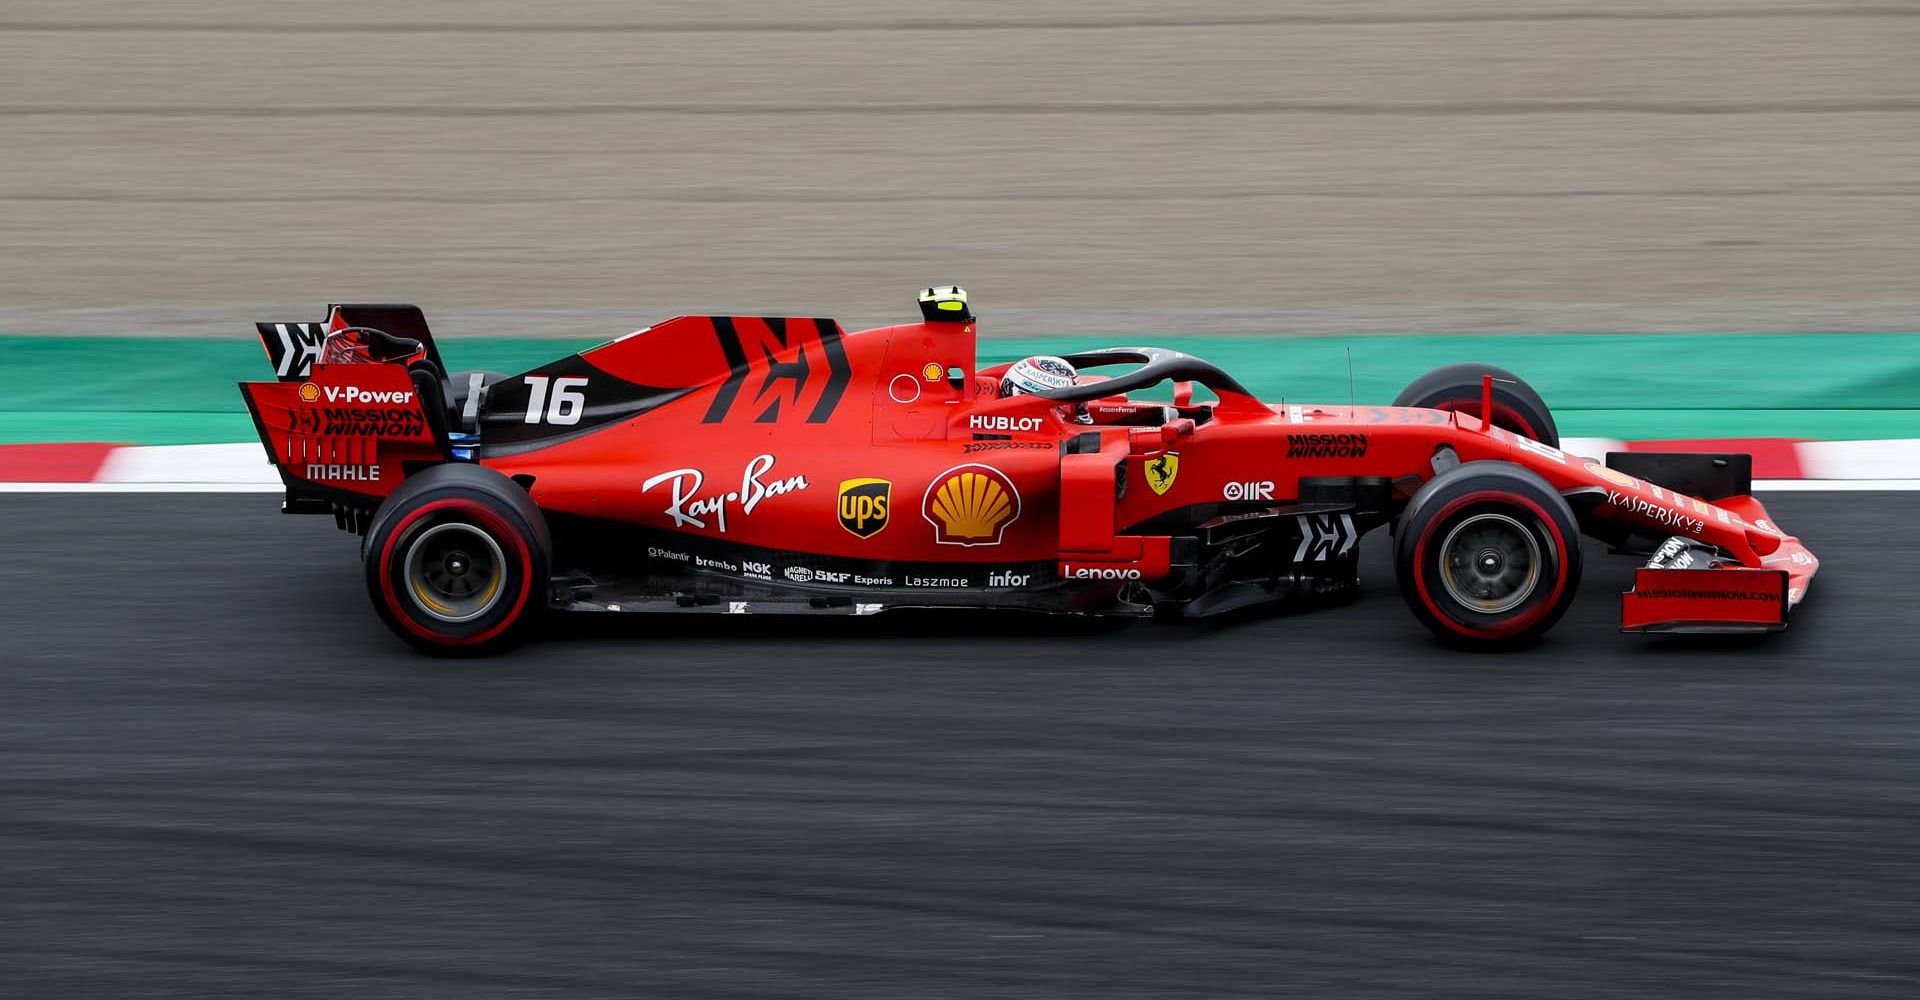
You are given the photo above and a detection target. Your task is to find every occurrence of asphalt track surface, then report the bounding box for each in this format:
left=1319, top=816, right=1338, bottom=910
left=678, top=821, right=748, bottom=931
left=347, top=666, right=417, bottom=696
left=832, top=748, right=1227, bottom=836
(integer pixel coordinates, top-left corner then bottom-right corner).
left=0, top=492, right=1915, bottom=997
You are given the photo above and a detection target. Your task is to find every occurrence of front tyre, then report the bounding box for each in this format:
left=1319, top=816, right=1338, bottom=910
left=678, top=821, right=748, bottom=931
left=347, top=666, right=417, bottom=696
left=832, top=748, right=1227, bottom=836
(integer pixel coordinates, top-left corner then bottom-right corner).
left=1394, top=362, right=1559, bottom=447
left=362, top=464, right=550, bottom=655
left=1394, top=461, right=1581, bottom=649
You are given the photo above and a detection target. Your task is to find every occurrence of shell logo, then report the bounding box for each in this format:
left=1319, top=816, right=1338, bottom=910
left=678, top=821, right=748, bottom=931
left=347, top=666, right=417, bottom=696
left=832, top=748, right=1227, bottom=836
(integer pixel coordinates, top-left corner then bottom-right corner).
left=1584, top=461, right=1639, bottom=489
left=922, top=362, right=945, bottom=383
left=922, top=464, right=1021, bottom=546
left=297, top=382, right=320, bottom=402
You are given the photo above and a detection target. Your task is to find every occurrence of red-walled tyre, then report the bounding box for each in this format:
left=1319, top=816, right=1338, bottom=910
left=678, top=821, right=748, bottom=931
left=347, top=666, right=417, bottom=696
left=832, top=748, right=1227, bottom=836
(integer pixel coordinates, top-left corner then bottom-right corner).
left=1394, top=363, right=1559, bottom=447
left=362, top=464, right=550, bottom=656
left=1394, top=461, right=1582, bottom=649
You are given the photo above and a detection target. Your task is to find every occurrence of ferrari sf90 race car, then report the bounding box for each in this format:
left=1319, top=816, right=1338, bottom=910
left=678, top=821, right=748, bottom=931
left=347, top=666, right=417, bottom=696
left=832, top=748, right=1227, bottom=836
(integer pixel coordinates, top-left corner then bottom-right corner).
left=240, top=288, right=1818, bottom=654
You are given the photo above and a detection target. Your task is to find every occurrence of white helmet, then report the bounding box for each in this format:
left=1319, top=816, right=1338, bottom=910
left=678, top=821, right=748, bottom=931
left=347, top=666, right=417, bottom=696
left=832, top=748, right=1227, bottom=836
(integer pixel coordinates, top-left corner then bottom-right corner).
left=998, top=356, right=1078, bottom=399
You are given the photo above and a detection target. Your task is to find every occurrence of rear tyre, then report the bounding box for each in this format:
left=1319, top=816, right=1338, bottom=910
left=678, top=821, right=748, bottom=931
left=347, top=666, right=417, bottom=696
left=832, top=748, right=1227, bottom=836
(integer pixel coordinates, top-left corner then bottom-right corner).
left=362, top=464, right=550, bottom=655
left=1394, top=461, right=1581, bottom=649
left=1394, top=363, right=1559, bottom=447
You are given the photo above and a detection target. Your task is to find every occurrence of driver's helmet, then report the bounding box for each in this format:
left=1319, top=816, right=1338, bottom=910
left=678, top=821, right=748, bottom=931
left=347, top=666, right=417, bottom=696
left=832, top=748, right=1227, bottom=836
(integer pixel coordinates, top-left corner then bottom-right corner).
left=999, top=355, right=1091, bottom=424
left=999, top=355, right=1078, bottom=398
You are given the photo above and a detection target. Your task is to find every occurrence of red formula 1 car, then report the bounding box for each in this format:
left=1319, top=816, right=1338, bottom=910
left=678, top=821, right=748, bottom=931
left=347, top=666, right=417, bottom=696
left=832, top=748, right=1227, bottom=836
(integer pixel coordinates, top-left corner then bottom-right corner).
left=240, top=288, right=1818, bottom=654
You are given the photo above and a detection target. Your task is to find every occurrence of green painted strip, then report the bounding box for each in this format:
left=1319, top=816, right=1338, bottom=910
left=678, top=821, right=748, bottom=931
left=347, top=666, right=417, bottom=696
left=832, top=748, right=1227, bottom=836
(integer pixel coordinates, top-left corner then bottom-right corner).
left=0, top=337, right=590, bottom=413
left=2, top=333, right=1917, bottom=445
left=0, top=412, right=259, bottom=447
left=982, top=333, right=1920, bottom=412
left=1552, top=409, right=1920, bottom=441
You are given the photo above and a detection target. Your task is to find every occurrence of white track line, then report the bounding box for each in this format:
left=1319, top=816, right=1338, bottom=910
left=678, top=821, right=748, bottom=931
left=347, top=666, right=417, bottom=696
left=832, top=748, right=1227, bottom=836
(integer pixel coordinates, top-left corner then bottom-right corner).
left=1751, top=478, right=1920, bottom=492
left=1798, top=440, right=1920, bottom=480
left=1560, top=437, right=1627, bottom=459
left=0, top=482, right=285, bottom=493
left=95, top=443, right=274, bottom=485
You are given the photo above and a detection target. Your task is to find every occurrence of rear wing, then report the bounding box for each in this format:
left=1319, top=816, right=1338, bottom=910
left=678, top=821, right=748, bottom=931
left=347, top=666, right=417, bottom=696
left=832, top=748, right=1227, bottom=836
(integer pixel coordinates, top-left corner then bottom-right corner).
left=241, top=306, right=453, bottom=524
left=255, top=304, right=447, bottom=381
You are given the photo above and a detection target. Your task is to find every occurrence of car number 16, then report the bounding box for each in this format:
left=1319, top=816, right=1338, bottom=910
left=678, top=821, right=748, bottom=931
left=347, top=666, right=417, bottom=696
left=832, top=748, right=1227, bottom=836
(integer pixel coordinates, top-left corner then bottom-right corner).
left=521, top=375, right=589, bottom=425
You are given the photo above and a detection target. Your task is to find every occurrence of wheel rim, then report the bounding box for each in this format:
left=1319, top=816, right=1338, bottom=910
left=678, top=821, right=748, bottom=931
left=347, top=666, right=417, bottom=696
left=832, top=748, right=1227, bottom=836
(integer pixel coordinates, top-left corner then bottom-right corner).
left=1438, top=512, right=1543, bottom=614
left=402, top=522, right=506, bottom=623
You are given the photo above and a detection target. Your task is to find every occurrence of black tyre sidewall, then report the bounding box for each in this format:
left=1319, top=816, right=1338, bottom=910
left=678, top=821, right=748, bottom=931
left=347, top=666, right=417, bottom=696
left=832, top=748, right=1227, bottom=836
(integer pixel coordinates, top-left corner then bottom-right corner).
left=1394, top=462, right=1582, bottom=648
left=1393, top=362, right=1560, bottom=447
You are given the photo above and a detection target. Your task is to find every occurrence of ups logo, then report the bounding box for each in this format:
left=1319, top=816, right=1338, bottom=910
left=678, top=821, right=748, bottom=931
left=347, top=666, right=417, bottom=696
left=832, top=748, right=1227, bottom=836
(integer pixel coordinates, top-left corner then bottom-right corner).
left=838, top=478, right=891, bottom=538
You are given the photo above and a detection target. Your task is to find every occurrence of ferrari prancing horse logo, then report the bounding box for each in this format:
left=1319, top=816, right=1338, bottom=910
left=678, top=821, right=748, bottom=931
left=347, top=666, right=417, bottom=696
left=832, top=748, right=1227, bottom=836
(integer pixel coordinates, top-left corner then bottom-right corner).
left=1144, top=452, right=1179, bottom=496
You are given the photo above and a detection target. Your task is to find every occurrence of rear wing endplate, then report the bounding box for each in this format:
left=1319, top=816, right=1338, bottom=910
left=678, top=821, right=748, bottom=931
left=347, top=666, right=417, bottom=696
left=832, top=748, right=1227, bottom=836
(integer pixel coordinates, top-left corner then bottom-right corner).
left=256, top=304, right=446, bottom=381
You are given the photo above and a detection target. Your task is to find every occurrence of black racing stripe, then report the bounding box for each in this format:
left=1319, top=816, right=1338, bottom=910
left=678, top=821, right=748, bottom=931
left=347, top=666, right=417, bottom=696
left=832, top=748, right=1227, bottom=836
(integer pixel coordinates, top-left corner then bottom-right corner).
left=754, top=323, right=810, bottom=423
left=808, top=317, right=851, bottom=424
left=702, top=316, right=749, bottom=424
